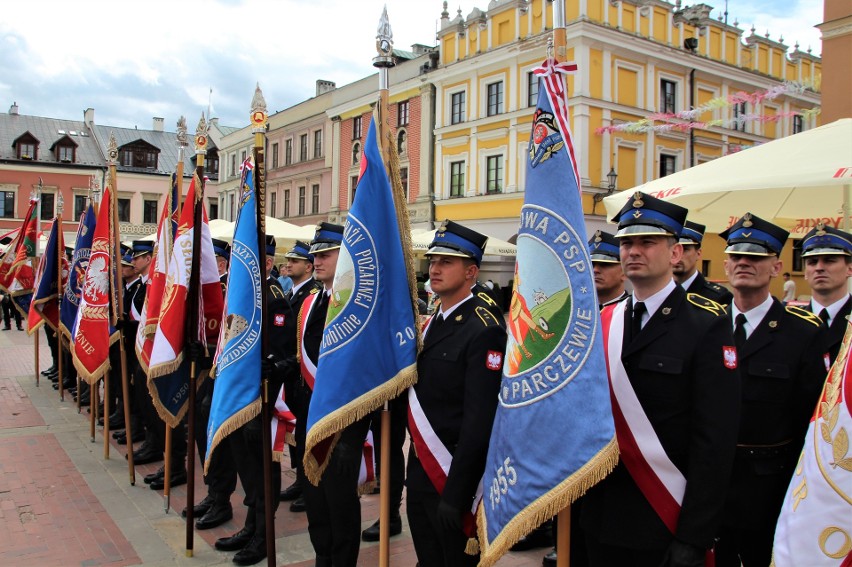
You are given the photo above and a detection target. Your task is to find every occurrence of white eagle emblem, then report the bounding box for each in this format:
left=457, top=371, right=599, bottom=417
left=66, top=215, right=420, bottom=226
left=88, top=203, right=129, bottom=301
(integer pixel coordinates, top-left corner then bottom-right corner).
left=486, top=350, right=503, bottom=371
left=723, top=346, right=737, bottom=369
left=83, top=256, right=109, bottom=300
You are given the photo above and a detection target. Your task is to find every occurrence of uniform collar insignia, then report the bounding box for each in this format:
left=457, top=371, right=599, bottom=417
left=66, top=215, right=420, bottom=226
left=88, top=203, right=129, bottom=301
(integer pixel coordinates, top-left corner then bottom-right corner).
left=769, top=320, right=778, bottom=328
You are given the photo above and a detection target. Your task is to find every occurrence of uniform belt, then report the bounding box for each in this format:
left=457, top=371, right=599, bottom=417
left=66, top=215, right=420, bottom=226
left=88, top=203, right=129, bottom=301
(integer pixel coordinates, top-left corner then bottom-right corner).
left=736, top=439, right=794, bottom=458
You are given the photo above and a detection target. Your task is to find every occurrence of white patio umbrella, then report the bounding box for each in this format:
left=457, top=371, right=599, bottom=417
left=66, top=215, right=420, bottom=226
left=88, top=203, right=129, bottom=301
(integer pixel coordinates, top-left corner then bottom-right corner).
left=410, top=228, right=517, bottom=257
left=602, top=118, right=852, bottom=235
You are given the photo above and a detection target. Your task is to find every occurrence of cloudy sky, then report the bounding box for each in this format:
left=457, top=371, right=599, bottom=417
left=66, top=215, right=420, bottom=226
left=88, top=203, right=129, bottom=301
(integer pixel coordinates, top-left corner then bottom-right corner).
left=0, top=0, right=823, bottom=131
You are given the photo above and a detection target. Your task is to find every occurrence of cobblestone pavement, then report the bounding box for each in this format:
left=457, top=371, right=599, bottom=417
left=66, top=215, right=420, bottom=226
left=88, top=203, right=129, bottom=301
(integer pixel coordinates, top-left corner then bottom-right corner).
left=0, top=327, right=551, bottom=566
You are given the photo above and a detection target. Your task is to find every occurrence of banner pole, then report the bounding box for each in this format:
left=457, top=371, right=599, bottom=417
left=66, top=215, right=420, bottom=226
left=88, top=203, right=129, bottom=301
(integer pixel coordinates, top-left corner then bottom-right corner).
left=372, top=9, right=397, bottom=566
left=57, top=201, right=65, bottom=402
left=34, top=333, right=39, bottom=386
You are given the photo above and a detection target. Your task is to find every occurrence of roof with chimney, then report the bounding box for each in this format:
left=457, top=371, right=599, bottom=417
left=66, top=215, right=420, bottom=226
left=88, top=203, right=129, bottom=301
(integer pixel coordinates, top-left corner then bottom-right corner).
left=0, top=105, right=105, bottom=167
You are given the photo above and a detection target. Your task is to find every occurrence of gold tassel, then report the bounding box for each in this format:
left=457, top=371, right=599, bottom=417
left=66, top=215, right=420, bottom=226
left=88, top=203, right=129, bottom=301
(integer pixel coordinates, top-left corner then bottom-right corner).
left=465, top=537, right=480, bottom=555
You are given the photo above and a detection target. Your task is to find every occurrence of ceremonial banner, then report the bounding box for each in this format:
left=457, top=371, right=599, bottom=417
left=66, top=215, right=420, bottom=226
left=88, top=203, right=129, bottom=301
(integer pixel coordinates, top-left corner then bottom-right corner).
left=27, top=217, right=66, bottom=333
left=4, top=198, right=39, bottom=320
left=205, top=160, right=262, bottom=473
left=147, top=175, right=223, bottom=425
left=60, top=204, right=96, bottom=338
left=304, top=115, right=418, bottom=484
left=773, top=323, right=852, bottom=567
left=135, top=173, right=179, bottom=373
left=72, top=186, right=118, bottom=384
left=0, top=199, right=37, bottom=293
left=477, top=58, right=618, bottom=565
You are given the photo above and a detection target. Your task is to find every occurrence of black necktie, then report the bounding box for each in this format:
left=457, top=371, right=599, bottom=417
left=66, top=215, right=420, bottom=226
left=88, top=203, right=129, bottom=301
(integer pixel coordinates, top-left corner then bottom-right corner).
left=632, top=302, right=646, bottom=341
left=432, top=313, right=445, bottom=329
left=734, top=313, right=747, bottom=349
left=819, top=308, right=830, bottom=326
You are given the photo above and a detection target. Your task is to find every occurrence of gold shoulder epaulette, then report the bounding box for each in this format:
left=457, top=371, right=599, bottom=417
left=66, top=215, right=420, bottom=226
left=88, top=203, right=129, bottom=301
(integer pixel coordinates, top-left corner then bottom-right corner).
left=687, top=293, right=724, bottom=316
left=475, top=305, right=500, bottom=326
left=477, top=291, right=497, bottom=307
left=786, top=305, right=821, bottom=327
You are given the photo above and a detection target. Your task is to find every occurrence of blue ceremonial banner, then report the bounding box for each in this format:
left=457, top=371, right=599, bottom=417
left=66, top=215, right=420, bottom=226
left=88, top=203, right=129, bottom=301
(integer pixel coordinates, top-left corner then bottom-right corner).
left=303, top=114, right=418, bottom=484
left=60, top=204, right=96, bottom=338
left=477, top=58, right=618, bottom=566
left=205, top=160, right=263, bottom=473
left=27, top=216, right=64, bottom=333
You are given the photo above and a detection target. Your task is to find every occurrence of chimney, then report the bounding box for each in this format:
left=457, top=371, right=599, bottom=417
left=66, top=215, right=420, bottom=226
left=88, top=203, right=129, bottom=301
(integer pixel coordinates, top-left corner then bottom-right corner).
left=9, top=102, right=18, bottom=115
left=316, top=80, right=336, bottom=96
left=153, top=117, right=164, bottom=132
left=411, top=43, right=433, bottom=55
left=84, top=108, right=94, bottom=125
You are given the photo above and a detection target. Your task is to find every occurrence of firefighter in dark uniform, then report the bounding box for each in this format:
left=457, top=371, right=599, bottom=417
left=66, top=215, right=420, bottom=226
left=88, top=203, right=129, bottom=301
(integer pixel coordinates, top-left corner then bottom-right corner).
left=800, top=223, right=852, bottom=366
left=214, top=235, right=289, bottom=565
left=298, top=223, right=372, bottom=567
left=406, top=220, right=507, bottom=567
left=277, top=240, right=321, bottom=512
left=581, top=193, right=741, bottom=567
left=187, top=238, right=237, bottom=529
left=715, top=213, right=828, bottom=567
left=673, top=220, right=733, bottom=306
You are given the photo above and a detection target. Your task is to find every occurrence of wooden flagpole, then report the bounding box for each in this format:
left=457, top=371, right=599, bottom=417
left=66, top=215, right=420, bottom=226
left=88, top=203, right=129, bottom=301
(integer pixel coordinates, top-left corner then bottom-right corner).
left=80, top=176, right=99, bottom=415
left=184, top=113, right=209, bottom=556
left=550, top=2, right=572, bottom=566
left=373, top=7, right=396, bottom=567
left=164, top=117, right=188, bottom=512
left=250, top=84, right=276, bottom=567
left=56, top=193, right=65, bottom=402
left=34, top=178, right=43, bottom=386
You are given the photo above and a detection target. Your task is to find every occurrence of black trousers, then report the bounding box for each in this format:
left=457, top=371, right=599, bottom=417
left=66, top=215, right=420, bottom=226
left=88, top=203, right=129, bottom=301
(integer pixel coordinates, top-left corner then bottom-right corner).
left=2, top=295, right=21, bottom=327
left=304, top=417, right=370, bottom=566
left=368, top=393, right=407, bottom=515
left=715, top=524, right=776, bottom=567
left=229, top=414, right=281, bottom=539
left=45, top=326, right=58, bottom=366
left=406, top=488, right=478, bottom=567
left=195, top=377, right=236, bottom=503
left=584, top=533, right=666, bottom=567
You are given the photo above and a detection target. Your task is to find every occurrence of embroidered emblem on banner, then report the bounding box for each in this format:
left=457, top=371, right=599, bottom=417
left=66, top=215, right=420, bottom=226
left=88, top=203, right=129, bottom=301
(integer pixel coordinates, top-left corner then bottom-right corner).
left=723, top=346, right=738, bottom=369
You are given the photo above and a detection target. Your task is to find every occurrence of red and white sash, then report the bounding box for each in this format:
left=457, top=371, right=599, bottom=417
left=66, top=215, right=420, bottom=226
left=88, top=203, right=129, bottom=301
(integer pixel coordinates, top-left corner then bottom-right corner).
left=271, top=384, right=296, bottom=461
left=298, top=292, right=319, bottom=390
left=408, top=387, right=482, bottom=540
left=601, top=301, right=686, bottom=533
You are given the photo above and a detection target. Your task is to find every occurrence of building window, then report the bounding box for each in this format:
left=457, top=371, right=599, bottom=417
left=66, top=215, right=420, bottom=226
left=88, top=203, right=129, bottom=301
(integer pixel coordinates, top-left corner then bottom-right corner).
left=285, top=139, right=292, bottom=165
left=313, top=130, right=322, bottom=159
left=74, top=195, right=87, bottom=220
left=208, top=199, right=218, bottom=220
left=486, top=155, right=503, bottom=193
left=450, top=161, right=465, bottom=197
left=57, top=145, right=74, bottom=163
left=0, top=191, right=13, bottom=218
left=283, top=189, right=290, bottom=218
left=119, top=144, right=159, bottom=169
left=352, top=116, right=362, bottom=140
left=241, top=150, right=247, bottom=163
left=487, top=81, right=504, bottom=117
left=397, top=130, right=407, bottom=155
left=398, top=100, right=410, bottom=126
left=351, top=175, right=359, bottom=204
left=733, top=102, right=747, bottom=131
left=271, top=142, right=279, bottom=168
left=229, top=194, right=235, bottom=221
left=660, top=79, right=676, bottom=114
left=40, top=193, right=55, bottom=220
left=400, top=167, right=409, bottom=200
left=142, top=199, right=158, bottom=223
left=299, top=134, right=308, bottom=161
left=230, top=154, right=236, bottom=177
left=311, top=184, right=320, bottom=214
left=352, top=142, right=361, bottom=164
left=792, top=115, right=804, bottom=134
left=659, top=154, right=677, bottom=178
left=527, top=71, right=539, bottom=107
left=206, top=151, right=219, bottom=178
left=18, top=142, right=36, bottom=160
left=298, top=186, right=305, bottom=216
left=270, top=192, right=277, bottom=218
left=451, top=91, right=466, bottom=124
left=117, top=198, right=131, bottom=222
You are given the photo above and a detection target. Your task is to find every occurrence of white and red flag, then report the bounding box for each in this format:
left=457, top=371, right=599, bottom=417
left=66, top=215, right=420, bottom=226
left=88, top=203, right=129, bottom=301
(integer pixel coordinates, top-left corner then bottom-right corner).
left=72, top=186, right=118, bottom=384
left=773, top=324, right=852, bottom=566
left=146, top=174, right=223, bottom=425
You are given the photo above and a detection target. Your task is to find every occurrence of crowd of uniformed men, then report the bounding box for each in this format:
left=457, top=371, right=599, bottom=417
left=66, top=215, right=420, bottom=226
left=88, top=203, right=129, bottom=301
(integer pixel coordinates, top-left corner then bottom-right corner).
left=37, top=190, right=849, bottom=567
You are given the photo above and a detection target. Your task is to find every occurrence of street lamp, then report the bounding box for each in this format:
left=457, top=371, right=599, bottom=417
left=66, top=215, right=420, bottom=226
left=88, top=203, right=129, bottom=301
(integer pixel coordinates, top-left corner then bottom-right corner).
left=592, top=167, right=618, bottom=214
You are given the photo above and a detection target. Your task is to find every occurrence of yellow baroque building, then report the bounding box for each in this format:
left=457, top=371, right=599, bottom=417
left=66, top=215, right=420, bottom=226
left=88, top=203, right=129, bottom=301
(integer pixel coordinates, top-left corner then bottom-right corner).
left=431, top=0, right=821, bottom=287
